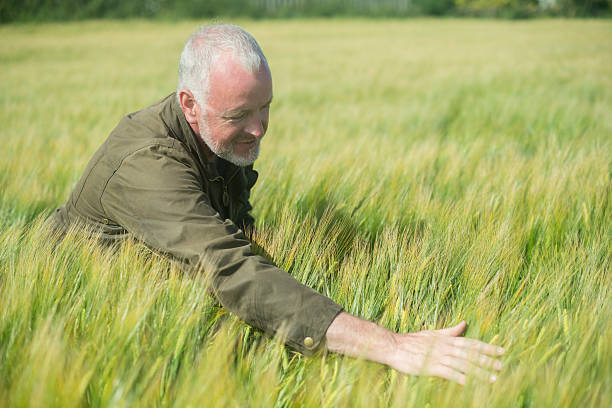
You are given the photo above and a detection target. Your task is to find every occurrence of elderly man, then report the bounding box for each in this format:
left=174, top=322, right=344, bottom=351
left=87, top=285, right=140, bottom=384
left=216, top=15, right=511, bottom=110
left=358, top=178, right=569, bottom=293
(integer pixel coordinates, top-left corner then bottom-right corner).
left=48, top=24, right=503, bottom=384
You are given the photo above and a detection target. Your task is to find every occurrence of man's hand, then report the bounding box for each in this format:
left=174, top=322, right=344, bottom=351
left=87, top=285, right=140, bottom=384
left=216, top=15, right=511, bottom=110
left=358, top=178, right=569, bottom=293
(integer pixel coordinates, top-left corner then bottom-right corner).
left=325, top=312, right=504, bottom=385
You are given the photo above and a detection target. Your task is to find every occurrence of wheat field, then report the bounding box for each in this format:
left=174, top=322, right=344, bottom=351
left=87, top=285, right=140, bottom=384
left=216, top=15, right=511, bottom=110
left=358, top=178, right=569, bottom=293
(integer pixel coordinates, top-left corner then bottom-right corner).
left=0, top=19, right=611, bottom=407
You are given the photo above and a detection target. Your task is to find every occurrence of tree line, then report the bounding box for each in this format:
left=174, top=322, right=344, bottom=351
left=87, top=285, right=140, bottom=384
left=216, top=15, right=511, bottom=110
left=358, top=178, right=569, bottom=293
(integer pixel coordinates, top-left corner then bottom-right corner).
left=1, top=0, right=610, bottom=23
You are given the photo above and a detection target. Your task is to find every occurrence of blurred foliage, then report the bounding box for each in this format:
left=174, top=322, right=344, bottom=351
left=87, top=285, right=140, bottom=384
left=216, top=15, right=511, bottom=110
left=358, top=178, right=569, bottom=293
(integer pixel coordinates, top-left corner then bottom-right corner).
left=455, top=0, right=612, bottom=17
left=0, top=0, right=610, bottom=22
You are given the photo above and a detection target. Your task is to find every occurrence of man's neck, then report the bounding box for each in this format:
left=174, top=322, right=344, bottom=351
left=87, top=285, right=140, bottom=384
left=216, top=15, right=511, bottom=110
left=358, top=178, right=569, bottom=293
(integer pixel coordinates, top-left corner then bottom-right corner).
left=194, top=133, right=219, bottom=164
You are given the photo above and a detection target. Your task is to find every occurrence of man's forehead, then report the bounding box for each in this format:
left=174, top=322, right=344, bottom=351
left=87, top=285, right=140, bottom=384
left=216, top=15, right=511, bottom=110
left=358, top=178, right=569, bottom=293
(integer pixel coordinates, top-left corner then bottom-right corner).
left=207, top=53, right=272, bottom=109
left=210, top=52, right=268, bottom=80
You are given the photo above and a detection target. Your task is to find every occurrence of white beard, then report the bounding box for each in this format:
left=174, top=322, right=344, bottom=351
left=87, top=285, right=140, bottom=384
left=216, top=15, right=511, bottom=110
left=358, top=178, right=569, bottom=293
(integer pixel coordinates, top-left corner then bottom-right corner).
left=198, top=120, right=260, bottom=167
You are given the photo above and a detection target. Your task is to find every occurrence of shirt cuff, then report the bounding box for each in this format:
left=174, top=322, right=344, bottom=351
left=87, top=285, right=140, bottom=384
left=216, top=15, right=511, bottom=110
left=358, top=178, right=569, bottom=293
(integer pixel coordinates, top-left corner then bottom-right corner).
left=279, top=296, right=344, bottom=356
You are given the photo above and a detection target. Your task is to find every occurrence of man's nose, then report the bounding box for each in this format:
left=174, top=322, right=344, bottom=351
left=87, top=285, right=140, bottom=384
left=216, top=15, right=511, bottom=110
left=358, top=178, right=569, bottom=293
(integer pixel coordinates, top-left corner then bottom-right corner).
left=245, top=112, right=267, bottom=138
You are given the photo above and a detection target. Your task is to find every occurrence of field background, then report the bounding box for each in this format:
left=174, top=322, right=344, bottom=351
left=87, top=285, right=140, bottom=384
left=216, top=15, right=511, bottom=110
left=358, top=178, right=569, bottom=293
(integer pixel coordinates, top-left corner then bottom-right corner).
left=1, top=19, right=611, bottom=407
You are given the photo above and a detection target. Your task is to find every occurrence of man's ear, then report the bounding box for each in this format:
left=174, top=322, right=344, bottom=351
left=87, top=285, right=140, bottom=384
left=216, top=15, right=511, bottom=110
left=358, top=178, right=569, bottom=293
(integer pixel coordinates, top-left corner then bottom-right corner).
left=178, top=90, right=199, bottom=127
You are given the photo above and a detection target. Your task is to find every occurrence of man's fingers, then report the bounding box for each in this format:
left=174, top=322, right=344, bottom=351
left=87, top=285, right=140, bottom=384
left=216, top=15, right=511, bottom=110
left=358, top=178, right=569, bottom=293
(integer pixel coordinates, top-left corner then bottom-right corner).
left=429, top=364, right=467, bottom=385
left=399, top=323, right=506, bottom=384
left=451, top=336, right=505, bottom=356
left=439, top=356, right=498, bottom=383
left=447, top=347, right=503, bottom=370
left=433, top=321, right=467, bottom=337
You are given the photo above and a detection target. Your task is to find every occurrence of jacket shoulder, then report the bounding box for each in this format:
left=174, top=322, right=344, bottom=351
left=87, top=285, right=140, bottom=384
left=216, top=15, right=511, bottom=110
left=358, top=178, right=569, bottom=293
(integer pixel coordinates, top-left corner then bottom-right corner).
left=66, top=95, right=192, bottom=224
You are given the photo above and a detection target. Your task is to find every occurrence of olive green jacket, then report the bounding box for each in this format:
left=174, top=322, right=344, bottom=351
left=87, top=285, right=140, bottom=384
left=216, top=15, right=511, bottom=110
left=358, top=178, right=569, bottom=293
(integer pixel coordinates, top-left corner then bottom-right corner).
left=47, top=94, right=342, bottom=354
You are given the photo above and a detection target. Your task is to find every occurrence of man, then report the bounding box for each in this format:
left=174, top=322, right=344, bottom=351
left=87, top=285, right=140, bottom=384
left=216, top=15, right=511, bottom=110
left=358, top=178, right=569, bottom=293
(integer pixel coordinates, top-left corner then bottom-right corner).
left=48, top=24, right=503, bottom=384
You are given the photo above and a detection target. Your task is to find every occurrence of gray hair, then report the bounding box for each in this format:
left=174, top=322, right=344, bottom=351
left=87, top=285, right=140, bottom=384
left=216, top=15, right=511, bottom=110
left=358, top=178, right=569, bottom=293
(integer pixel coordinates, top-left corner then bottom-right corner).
left=176, top=24, right=268, bottom=108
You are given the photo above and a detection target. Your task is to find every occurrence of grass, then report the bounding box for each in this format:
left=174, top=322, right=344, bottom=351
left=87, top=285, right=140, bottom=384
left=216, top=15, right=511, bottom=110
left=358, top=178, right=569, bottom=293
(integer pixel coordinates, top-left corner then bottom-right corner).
left=0, top=18, right=611, bottom=407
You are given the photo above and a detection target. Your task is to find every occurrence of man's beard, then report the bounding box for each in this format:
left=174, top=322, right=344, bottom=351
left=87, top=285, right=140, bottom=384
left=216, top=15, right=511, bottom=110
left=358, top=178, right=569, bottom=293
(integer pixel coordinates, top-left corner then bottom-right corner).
left=198, top=120, right=260, bottom=167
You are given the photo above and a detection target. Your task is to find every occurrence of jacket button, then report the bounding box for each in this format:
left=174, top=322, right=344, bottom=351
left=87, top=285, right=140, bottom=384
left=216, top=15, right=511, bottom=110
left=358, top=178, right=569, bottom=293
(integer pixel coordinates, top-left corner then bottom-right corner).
left=303, top=337, right=314, bottom=348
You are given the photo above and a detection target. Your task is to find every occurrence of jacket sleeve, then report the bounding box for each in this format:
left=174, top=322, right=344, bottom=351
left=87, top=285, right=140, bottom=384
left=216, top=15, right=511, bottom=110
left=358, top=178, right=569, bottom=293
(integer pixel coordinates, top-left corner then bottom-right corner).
left=100, top=143, right=342, bottom=354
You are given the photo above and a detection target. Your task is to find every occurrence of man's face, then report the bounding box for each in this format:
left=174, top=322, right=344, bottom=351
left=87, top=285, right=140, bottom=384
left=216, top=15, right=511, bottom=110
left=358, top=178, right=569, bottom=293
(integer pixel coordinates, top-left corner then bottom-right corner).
left=196, top=55, right=273, bottom=167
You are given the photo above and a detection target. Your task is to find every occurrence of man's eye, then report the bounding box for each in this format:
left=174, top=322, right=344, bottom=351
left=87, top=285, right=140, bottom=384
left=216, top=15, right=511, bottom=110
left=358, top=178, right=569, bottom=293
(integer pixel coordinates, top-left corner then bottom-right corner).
left=227, top=113, right=247, bottom=121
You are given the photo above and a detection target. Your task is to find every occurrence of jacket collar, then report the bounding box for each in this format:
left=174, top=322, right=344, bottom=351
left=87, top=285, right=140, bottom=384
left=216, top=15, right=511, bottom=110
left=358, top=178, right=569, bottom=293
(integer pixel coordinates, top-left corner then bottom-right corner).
left=161, top=93, right=251, bottom=187
left=158, top=93, right=225, bottom=180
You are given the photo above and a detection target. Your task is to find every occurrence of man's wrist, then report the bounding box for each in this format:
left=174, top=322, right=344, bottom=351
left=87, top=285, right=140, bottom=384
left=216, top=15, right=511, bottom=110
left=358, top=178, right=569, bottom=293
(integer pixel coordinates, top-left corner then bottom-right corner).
left=325, top=312, right=398, bottom=365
